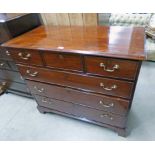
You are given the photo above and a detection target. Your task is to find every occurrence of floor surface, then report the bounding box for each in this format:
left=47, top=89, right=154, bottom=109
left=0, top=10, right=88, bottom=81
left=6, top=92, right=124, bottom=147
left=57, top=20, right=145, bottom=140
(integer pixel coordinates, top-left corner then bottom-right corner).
left=0, top=61, right=155, bottom=141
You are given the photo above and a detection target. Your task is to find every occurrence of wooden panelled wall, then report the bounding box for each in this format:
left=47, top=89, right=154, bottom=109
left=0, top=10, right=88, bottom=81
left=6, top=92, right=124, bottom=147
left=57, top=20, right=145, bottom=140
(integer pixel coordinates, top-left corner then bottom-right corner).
left=41, top=13, right=98, bottom=26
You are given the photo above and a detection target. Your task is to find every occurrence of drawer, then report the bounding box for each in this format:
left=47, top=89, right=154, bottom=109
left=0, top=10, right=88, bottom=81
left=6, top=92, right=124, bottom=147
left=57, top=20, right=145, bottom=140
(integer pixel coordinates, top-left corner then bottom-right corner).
left=43, top=52, right=83, bottom=72
left=0, top=60, right=10, bottom=70
left=0, top=78, right=30, bottom=94
left=27, top=80, right=130, bottom=116
left=7, top=48, right=43, bottom=66
left=8, top=82, right=30, bottom=93
left=8, top=61, right=19, bottom=71
left=85, top=56, right=139, bottom=80
left=18, top=65, right=134, bottom=99
left=0, top=48, right=12, bottom=60
left=35, top=95, right=126, bottom=128
left=0, top=69, right=25, bottom=83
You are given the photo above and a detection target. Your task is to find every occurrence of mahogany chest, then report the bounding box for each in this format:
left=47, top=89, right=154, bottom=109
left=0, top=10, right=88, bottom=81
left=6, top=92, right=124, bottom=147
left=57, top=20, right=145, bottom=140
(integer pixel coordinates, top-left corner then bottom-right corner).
left=0, top=13, right=41, bottom=96
left=2, top=26, right=146, bottom=136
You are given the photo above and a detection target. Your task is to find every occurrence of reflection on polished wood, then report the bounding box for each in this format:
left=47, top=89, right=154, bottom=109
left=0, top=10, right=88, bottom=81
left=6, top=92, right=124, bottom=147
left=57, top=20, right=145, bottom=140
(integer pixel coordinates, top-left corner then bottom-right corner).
left=2, top=26, right=145, bottom=60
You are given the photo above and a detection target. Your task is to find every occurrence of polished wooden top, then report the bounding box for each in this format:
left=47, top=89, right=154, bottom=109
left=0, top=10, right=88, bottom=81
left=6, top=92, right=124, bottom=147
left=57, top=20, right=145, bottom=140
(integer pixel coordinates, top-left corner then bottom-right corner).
left=2, top=25, right=146, bottom=60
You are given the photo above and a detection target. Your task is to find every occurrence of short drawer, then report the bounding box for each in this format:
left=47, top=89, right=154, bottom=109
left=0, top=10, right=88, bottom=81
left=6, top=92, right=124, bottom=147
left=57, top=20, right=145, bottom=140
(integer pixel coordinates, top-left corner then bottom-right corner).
left=18, top=65, right=134, bottom=99
left=0, top=60, right=10, bottom=70
left=7, top=48, right=43, bottom=66
left=27, top=80, right=130, bottom=116
left=43, top=52, right=83, bottom=72
left=35, top=95, right=126, bottom=128
left=85, top=56, right=139, bottom=80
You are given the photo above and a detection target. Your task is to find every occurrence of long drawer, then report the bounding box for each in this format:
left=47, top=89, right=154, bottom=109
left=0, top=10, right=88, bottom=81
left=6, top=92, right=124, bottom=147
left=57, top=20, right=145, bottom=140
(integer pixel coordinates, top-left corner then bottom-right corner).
left=0, top=69, right=25, bottom=83
left=0, top=48, right=12, bottom=60
left=0, top=59, right=18, bottom=71
left=8, top=61, right=19, bottom=71
left=8, top=81, right=30, bottom=93
left=0, top=78, right=30, bottom=94
left=27, top=80, right=130, bottom=116
left=0, top=60, right=10, bottom=70
left=35, top=94, right=126, bottom=128
left=18, top=65, right=134, bottom=99
left=85, top=56, right=139, bottom=80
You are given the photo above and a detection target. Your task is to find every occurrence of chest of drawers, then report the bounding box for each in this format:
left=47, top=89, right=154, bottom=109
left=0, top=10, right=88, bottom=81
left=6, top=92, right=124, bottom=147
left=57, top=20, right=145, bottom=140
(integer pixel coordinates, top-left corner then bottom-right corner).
left=2, top=26, right=146, bottom=136
left=0, top=13, right=41, bottom=96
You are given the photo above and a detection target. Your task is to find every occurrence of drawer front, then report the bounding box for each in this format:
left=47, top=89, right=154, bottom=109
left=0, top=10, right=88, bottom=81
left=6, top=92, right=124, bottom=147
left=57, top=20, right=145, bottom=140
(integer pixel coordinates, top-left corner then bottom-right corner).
left=27, top=80, right=129, bottom=115
left=35, top=95, right=126, bottom=128
left=85, top=56, right=139, bottom=80
left=8, top=82, right=30, bottom=93
left=43, top=52, right=83, bottom=71
left=8, top=61, right=19, bottom=71
left=7, top=48, right=43, bottom=66
left=18, top=65, right=134, bottom=99
left=0, top=48, right=12, bottom=60
left=0, top=69, right=25, bottom=83
left=0, top=78, right=30, bottom=93
left=0, top=60, right=10, bottom=70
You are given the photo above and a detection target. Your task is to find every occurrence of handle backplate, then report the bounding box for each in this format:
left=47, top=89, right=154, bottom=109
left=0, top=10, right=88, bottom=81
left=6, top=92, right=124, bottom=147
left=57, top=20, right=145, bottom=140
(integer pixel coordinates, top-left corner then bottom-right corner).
left=26, top=70, right=38, bottom=77
left=18, top=52, right=31, bottom=60
left=34, top=86, right=44, bottom=92
left=99, top=101, right=114, bottom=108
left=100, top=114, right=113, bottom=120
left=100, top=63, right=119, bottom=72
left=100, top=83, right=117, bottom=91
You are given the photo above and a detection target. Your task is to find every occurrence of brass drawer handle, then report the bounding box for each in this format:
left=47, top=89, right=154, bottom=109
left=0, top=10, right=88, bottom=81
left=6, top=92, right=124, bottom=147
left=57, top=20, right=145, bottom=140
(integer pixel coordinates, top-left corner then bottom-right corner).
left=0, top=63, right=5, bottom=67
left=34, top=86, right=44, bottom=92
left=99, top=101, right=114, bottom=108
left=100, top=83, right=117, bottom=91
left=100, top=63, right=119, bottom=72
left=42, top=97, right=48, bottom=103
left=0, top=81, right=7, bottom=93
left=100, top=114, right=113, bottom=120
left=18, top=52, right=31, bottom=60
left=42, top=97, right=52, bottom=104
left=26, top=70, right=38, bottom=77
left=6, top=51, right=10, bottom=56
left=1, top=81, right=7, bottom=86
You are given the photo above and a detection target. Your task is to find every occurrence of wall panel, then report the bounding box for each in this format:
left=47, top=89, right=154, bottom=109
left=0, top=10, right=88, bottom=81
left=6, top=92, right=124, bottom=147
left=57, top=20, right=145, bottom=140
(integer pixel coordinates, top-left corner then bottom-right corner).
left=69, top=13, right=83, bottom=26
left=56, top=13, right=70, bottom=25
left=83, top=13, right=98, bottom=26
left=41, top=13, right=58, bottom=25
left=41, top=13, right=98, bottom=26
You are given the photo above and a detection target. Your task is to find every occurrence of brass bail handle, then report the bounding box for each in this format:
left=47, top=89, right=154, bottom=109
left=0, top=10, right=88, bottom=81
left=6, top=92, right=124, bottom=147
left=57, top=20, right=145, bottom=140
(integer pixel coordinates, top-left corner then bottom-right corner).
left=0, top=62, right=4, bottom=66
left=100, top=83, right=117, bottom=91
left=26, top=70, right=38, bottom=77
left=18, top=52, right=31, bottom=60
left=0, top=82, right=7, bottom=93
left=100, top=63, right=119, bottom=72
left=42, top=97, right=48, bottom=103
left=100, top=114, right=113, bottom=120
left=99, top=101, right=114, bottom=108
left=34, top=86, right=44, bottom=92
